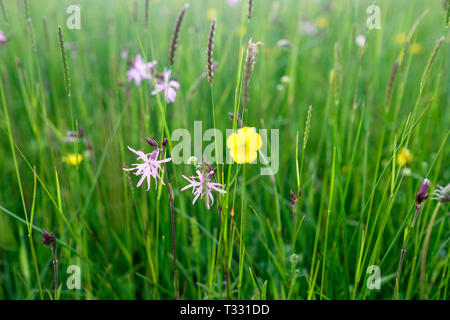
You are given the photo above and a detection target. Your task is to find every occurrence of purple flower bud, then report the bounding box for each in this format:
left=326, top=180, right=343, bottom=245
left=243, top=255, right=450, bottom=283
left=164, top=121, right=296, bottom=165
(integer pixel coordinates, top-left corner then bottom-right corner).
left=162, top=138, right=168, bottom=147
left=415, top=178, right=430, bottom=205
left=145, top=138, right=159, bottom=148
left=290, top=189, right=298, bottom=206
left=85, top=141, right=93, bottom=151
left=228, top=112, right=243, bottom=127
left=67, top=127, right=84, bottom=138
left=78, top=126, right=85, bottom=138
left=41, top=229, right=56, bottom=249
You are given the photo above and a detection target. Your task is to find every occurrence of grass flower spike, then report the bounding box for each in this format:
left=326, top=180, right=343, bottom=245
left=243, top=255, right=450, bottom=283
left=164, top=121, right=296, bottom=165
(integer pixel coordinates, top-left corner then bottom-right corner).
left=206, top=19, right=216, bottom=86
left=247, top=0, right=253, bottom=21
left=181, top=165, right=226, bottom=209
left=123, top=145, right=171, bottom=190
left=0, top=0, right=7, bottom=22
left=226, top=127, right=262, bottom=163
left=57, top=25, right=71, bottom=96
left=243, top=39, right=263, bottom=108
left=169, top=3, right=189, bottom=66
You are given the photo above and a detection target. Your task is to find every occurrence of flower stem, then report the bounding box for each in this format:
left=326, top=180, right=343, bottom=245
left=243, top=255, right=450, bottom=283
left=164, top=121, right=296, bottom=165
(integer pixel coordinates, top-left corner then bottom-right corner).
left=237, top=164, right=246, bottom=299
left=420, top=202, right=441, bottom=298
left=162, top=147, right=179, bottom=300
left=393, top=205, right=420, bottom=299
left=52, top=247, right=58, bottom=298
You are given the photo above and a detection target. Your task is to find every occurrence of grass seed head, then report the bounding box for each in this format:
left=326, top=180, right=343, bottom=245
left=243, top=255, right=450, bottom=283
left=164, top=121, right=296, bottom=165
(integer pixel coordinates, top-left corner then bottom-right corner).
left=169, top=3, right=189, bottom=66
left=303, top=106, right=312, bottom=150
left=385, top=59, right=400, bottom=110
left=243, top=38, right=263, bottom=108
left=248, top=0, right=254, bottom=21
left=206, top=19, right=216, bottom=86
left=57, top=25, right=71, bottom=97
left=0, top=0, right=8, bottom=22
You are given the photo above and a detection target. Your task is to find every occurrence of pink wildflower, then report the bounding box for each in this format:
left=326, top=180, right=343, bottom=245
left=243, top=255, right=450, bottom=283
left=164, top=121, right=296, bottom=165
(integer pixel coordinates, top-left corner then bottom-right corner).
left=181, top=168, right=226, bottom=210
left=120, top=49, right=128, bottom=60
left=126, top=54, right=157, bottom=85
left=0, top=30, right=8, bottom=43
left=299, top=19, right=317, bottom=36
left=152, top=68, right=180, bottom=103
left=227, top=0, right=240, bottom=6
left=123, top=146, right=171, bottom=190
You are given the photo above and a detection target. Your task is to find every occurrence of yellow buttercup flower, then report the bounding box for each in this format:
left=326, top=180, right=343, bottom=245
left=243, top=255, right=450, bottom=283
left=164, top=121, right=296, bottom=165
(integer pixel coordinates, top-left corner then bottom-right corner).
left=235, top=26, right=247, bottom=37
left=409, top=43, right=423, bottom=55
left=226, top=127, right=262, bottom=163
left=315, top=16, right=328, bottom=29
left=397, top=148, right=412, bottom=167
left=206, top=8, right=217, bottom=20
left=63, top=153, right=83, bottom=166
left=395, top=33, right=407, bottom=45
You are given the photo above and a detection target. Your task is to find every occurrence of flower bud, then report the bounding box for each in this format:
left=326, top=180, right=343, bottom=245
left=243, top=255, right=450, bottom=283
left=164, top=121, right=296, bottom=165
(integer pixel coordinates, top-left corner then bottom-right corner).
left=415, top=178, right=430, bottom=205
left=145, top=138, right=159, bottom=148
left=41, top=229, right=56, bottom=250
left=290, top=189, right=297, bottom=206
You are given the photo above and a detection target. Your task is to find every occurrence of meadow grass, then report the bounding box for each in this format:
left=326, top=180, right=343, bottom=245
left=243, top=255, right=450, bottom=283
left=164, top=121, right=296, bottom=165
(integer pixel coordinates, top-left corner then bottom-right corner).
left=0, top=0, right=448, bottom=300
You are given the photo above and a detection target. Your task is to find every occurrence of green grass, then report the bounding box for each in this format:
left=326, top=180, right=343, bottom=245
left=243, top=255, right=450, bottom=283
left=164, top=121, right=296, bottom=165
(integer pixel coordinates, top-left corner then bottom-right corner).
left=0, top=0, right=448, bottom=300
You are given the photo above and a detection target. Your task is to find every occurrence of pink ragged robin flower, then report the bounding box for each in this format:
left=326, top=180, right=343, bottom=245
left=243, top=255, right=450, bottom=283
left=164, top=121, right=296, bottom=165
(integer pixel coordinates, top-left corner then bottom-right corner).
left=227, top=0, right=240, bottom=6
left=181, top=166, right=226, bottom=210
left=123, top=146, right=171, bottom=190
left=152, top=68, right=180, bottom=103
left=126, top=54, right=157, bottom=85
left=0, top=30, right=8, bottom=43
